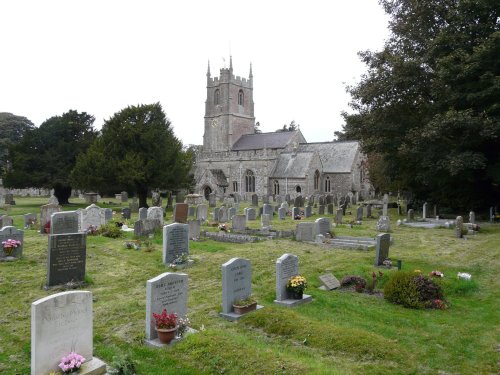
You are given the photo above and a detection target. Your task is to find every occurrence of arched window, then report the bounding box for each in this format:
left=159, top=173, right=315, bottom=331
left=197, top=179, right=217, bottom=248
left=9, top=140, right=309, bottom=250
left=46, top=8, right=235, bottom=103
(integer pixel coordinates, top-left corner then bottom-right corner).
left=214, top=89, right=220, bottom=105
left=325, top=177, right=331, bottom=192
left=238, top=90, right=244, bottom=105
left=245, top=170, right=255, bottom=192
left=314, top=170, right=320, bottom=190
left=296, top=186, right=301, bottom=193
left=274, top=180, right=280, bottom=195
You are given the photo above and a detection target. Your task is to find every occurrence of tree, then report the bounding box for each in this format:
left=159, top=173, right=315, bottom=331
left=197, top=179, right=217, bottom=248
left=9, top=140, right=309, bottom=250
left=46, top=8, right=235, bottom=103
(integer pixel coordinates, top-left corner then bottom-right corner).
left=4, top=110, right=97, bottom=204
left=339, top=0, right=500, bottom=210
left=254, top=121, right=262, bottom=134
left=276, top=120, right=299, bottom=132
left=71, top=103, right=191, bottom=208
left=0, top=113, right=34, bottom=177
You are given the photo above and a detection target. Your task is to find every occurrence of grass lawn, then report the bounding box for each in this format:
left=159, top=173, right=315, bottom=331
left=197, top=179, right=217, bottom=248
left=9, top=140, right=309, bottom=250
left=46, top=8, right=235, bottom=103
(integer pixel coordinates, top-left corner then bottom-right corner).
left=0, top=197, right=498, bottom=374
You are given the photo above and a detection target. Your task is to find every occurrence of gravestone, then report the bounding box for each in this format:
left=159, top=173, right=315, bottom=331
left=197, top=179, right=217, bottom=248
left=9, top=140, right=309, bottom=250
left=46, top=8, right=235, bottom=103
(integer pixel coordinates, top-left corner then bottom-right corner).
left=40, top=203, right=62, bottom=233
left=251, top=194, right=258, bottom=207
left=292, top=207, right=300, bottom=219
left=294, top=196, right=303, bottom=208
left=121, top=191, right=128, bottom=202
left=327, top=204, right=334, bottom=214
left=422, top=202, right=428, bottom=219
left=139, top=207, right=148, bottom=221
left=228, top=207, right=236, bottom=220
left=308, top=195, right=315, bottom=206
left=196, top=204, right=208, bottom=221
left=188, top=219, right=201, bottom=239
left=246, top=207, right=256, bottom=221
left=278, top=207, right=287, bottom=220
left=261, top=213, right=271, bottom=228
left=145, top=272, right=188, bottom=343
left=469, top=211, right=475, bottom=224
left=187, top=206, right=195, bottom=217
left=263, top=204, right=273, bottom=216
left=4, top=193, right=14, bottom=205
left=374, top=233, right=390, bottom=266
left=121, top=207, right=131, bottom=220
left=220, top=258, right=262, bottom=320
left=103, top=208, right=113, bottom=222
left=50, top=211, right=79, bottom=235
left=326, top=194, right=333, bottom=204
left=262, top=195, right=269, bottom=204
left=151, top=191, right=162, bottom=207
left=173, top=203, right=188, bottom=223
left=147, top=206, right=164, bottom=225
left=319, top=273, right=340, bottom=290
left=274, top=253, right=312, bottom=306
left=376, top=216, right=391, bottom=232
left=176, top=192, right=185, bottom=204
left=280, top=202, right=289, bottom=211
left=133, top=219, right=161, bottom=237
left=208, top=193, right=216, bottom=207
left=319, top=195, right=325, bottom=206
left=129, top=198, right=139, bottom=213
left=383, top=193, right=389, bottom=204
left=212, top=207, right=220, bottom=222
left=285, top=194, right=291, bottom=205
left=318, top=205, right=325, bottom=215
left=455, top=216, right=463, bottom=238
left=0, top=215, right=13, bottom=228
left=315, top=217, right=331, bottom=236
left=295, top=222, right=315, bottom=242
left=47, top=233, right=86, bottom=287
left=163, top=223, right=189, bottom=264
left=232, top=214, right=246, bottom=231
left=31, top=291, right=106, bottom=375
left=166, top=195, right=173, bottom=209
left=258, top=206, right=263, bottom=217
left=356, top=206, right=363, bottom=221
left=0, top=226, right=24, bottom=259
left=23, top=213, right=37, bottom=228
left=382, top=203, right=388, bottom=216
left=407, top=209, right=414, bottom=221
left=335, top=209, right=343, bottom=225
left=315, top=234, right=325, bottom=243
left=219, top=206, right=228, bottom=222
left=366, top=204, right=372, bottom=218
left=490, top=207, right=494, bottom=223
left=305, top=206, right=312, bottom=218
left=80, top=204, right=106, bottom=231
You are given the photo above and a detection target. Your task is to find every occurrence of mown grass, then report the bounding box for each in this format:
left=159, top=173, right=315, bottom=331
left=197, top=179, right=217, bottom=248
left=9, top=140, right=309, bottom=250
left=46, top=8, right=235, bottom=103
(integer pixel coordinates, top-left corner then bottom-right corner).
left=0, top=197, right=499, bottom=374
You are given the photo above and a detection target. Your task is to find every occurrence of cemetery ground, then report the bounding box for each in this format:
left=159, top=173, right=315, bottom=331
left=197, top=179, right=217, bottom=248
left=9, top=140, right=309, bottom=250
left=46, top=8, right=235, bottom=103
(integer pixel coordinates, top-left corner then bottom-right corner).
left=1, top=198, right=499, bottom=374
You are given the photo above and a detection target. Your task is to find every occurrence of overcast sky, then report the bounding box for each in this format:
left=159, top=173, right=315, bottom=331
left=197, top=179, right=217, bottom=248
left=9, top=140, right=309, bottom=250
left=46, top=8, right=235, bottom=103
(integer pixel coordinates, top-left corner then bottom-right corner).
left=0, top=0, right=389, bottom=146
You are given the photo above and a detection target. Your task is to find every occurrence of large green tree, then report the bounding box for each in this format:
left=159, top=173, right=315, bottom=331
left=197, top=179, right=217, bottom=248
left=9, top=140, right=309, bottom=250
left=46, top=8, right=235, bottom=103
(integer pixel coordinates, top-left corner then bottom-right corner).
left=0, top=112, right=35, bottom=177
left=340, top=0, right=500, bottom=210
left=71, top=103, right=191, bottom=208
left=4, top=110, right=97, bottom=203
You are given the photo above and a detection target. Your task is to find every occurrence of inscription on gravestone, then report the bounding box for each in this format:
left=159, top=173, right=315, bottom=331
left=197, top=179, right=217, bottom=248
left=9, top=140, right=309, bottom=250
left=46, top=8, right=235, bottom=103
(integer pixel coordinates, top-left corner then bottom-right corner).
left=275, top=254, right=299, bottom=301
left=163, top=223, right=189, bottom=264
left=319, top=273, right=340, bottom=290
left=50, top=211, right=79, bottom=234
left=47, top=233, right=86, bottom=286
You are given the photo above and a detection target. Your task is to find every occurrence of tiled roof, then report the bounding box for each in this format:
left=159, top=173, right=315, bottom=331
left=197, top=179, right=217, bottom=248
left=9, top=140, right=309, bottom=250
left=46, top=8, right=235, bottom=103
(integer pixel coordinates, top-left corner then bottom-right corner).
left=210, top=169, right=229, bottom=187
left=298, top=141, right=359, bottom=173
left=270, top=152, right=315, bottom=178
left=232, top=131, right=299, bottom=150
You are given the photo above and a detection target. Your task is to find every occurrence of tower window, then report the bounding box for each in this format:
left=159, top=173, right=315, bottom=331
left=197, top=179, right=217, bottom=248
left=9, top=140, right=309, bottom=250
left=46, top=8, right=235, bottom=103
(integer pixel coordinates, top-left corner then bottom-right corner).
left=245, top=170, right=255, bottom=192
left=325, top=177, right=331, bottom=193
left=233, top=181, right=238, bottom=192
left=238, top=90, right=244, bottom=105
left=314, top=170, right=320, bottom=190
left=214, top=89, right=220, bottom=105
left=274, top=180, right=280, bottom=195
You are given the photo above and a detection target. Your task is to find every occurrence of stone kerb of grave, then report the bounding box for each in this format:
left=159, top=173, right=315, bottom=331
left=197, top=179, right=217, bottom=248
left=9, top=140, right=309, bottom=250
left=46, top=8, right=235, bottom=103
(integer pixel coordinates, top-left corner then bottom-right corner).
left=220, top=257, right=263, bottom=321
left=0, top=226, right=24, bottom=261
left=145, top=272, right=193, bottom=347
left=163, top=223, right=189, bottom=264
left=31, top=291, right=106, bottom=375
left=274, top=253, right=312, bottom=307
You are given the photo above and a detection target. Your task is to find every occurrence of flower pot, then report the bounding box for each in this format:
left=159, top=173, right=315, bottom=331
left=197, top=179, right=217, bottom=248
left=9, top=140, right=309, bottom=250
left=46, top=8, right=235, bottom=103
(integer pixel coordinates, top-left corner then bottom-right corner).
left=3, top=247, right=14, bottom=256
left=288, top=291, right=303, bottom=300
left=233, top=301, right=257, bottom=315
left=155, top=326, right=178, bottom=344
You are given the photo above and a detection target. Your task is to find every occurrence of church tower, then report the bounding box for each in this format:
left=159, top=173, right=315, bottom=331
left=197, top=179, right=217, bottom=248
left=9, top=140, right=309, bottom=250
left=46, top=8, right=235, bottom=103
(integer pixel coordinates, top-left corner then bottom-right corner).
left=203, top=57, right=255, bottom=151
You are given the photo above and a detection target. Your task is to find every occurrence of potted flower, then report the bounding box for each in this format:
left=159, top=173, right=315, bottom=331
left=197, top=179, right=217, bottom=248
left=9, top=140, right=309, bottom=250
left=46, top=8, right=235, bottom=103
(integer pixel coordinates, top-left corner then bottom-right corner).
left=286, top=275, right=307, bottom=299
left=152, top=308, right=178, bottom=344
left=232, top=295, right=257, bottom=315
left=2, top=238, right=21, bottom=257
left=58, top=351, right=85, bottom=373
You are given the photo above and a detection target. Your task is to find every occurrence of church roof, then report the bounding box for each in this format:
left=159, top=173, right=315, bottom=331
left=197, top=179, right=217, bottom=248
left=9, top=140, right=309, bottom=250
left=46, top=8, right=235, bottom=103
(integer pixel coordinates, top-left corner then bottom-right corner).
left=270, top=152, right=315, bottom=178
left=298, top=141, right=359, bottom=173
left=232, top=131, right=300, bottom=151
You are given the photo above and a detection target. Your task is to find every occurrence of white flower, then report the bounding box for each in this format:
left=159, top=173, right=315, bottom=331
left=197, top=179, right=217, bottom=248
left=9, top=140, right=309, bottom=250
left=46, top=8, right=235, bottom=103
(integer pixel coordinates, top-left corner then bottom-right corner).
left=457, top=272, right=472, bottom=280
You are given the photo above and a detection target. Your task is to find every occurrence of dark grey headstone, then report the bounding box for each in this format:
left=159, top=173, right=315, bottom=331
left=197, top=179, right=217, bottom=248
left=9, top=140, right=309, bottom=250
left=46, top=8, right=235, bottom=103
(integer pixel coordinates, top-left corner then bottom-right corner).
left=292, top=207, right=300, bottom=219
left=50, top=211, right=79, bottom=235
left=232, top=214, right=246, bottom=231
left=318, top=205, right=325, bottom=215
left=374, top=233, right=390, bottom=266
left=162, top=223, right=189, bottom=264
left=0, top=226, right=24, bottom=258
left=251, top=194, right=258, bottom=207
left=134, top=219, right=161, bottom=237
left=327, top=204, right=334, bottom=214
left=47, top=233, right=86, bottom=286
left=305, top=206, right=312, bottom=218
left=315, top=218, right=331, bottom=236
left=139, top=207, right=148, bottom=220
left=122, top=208, right=131, bottom=219
left=356, top=206, right=363, bottom=221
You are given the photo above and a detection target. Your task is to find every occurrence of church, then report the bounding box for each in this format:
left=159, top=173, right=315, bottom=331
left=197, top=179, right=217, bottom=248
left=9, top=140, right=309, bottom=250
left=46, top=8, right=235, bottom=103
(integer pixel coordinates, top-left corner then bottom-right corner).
left=193, top=58, right=372, bottom=201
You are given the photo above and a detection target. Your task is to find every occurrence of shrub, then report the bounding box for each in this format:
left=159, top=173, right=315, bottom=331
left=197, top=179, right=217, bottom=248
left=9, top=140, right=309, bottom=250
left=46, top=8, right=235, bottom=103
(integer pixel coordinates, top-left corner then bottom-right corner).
left=384, top=271, right=444, bottom=309
left=340, top=275, right=367, bottom=288
left=98, top=223, right=123, bottom=238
